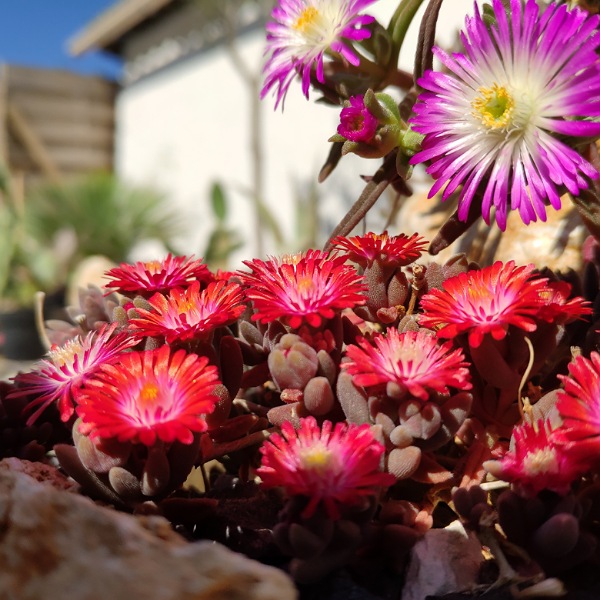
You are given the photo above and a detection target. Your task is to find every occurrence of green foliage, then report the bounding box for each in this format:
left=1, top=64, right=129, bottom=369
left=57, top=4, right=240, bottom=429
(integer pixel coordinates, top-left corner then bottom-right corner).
left=203, top=182, right=244, bottom=269
left=0, top=170, right=185, bottom=308
left=211, top=182, right=228, bottom=222
left=293, top=180, right=320, bottom=251
left=0, top=165, right=53, bottom=308
left=26, top=172, right=184, bottom=265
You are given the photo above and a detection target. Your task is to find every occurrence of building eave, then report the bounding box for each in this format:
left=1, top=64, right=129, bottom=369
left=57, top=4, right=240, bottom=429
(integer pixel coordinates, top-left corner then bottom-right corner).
left=68, top=0, right=176, bottom=56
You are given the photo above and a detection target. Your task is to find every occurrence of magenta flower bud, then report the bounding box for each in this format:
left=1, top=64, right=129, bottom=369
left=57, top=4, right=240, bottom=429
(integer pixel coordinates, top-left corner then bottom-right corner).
left=337, top=95, right=379, bottom=143
left=330, top=90, right=409, bottom=160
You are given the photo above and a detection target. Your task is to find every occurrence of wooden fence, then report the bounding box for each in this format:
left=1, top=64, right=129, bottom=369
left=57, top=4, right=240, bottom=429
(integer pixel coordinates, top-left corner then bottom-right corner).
left=0, top=64, right=117, bottom=187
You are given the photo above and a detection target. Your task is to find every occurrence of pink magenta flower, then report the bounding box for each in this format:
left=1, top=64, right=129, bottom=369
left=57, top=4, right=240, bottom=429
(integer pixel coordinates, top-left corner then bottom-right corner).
left=555, top=352, right=600, bottom=464
left=129, top=280, right=246, bottom=344
left=258, top=416, right=395, bottom=518
left=239, top=250, right=366, bottom=329
left=10, top=323, right=137, bottom=425
left=410, top=0, right=600, bottom=230
left=419, top=261, right=549, bottom=348
left=337, top=95, right=379, bottom=142
left=76, top=346, right=220, bottom=446
left=331, top=231, right=428, bottom=268
left=485, top=419, right=583, bottom=496
left=343, top=329, right=472, bottom=400
left=262, top=0, right=376, bottom=109
left=104, top=254, right=213, bottom=298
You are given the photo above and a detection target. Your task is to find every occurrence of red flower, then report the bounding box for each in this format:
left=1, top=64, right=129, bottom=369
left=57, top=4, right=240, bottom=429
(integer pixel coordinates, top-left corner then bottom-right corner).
left=555, top=352, right=600, bottom=465
left=343, top=329, right=471, bottom=400
left=535, top=281, right=592, bottom=325
left=213, top=269, right=238, bottom=282
left=104, top=254, right=213, bottom=298
left=419, top=261, right=548, bottom=347
left=129, top=280, right=246, bottom=344
left=239, top=250, right=366, bottom=329
left=76, top=346, right=220, bottom=446
left=258, top=416, right=395, bottom=519
left=331, top=231, right=427, bottom=268
left=485, top=420, right=582, bottom=496
left=10, top=323, right=137, bottom=424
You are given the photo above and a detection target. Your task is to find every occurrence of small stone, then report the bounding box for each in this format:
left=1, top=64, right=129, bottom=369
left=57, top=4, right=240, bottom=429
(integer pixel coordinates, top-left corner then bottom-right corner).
left=402, top=520, right=483, bottom=600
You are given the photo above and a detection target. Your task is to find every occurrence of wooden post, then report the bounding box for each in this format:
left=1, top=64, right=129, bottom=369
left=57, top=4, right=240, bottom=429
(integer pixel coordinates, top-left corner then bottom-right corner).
left=7, top=101, right=62, bottom=184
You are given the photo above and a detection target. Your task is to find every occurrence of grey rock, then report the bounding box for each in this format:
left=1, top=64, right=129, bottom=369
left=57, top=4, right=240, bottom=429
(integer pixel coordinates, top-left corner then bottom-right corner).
left=402, top=520, right=483, bottom=600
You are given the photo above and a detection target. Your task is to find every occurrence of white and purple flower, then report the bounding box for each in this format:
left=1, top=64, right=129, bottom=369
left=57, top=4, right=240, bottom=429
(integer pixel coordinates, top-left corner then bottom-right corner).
left=261, top=0, right=376, bottom=109
left=410, top=0, right=600, bottom=230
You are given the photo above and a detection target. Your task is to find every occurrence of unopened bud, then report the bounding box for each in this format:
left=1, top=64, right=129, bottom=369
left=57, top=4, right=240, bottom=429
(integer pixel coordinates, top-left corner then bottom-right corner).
left=330, top=90, right=406, bottom=159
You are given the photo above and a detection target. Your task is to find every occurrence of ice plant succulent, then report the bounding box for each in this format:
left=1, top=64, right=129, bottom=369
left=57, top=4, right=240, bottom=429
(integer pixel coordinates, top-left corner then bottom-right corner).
left=104, top=254, right=213, bottom=298
left=258, top=416, right=395, bottom=518
left=485, top=420, right=582, bottom=496
left=555, top=352, right=600, bottom=465
left=128, top=280, right=246, bottom=344
left=240, top=250, right=366, bottom=329
left=261, top=0, right=376, bottom=108
left=343, top=329, right=472, bottom=400
left=331, top=231, right=427, bottom=268
left=419, top=261, right=549, bottom=348
left=410, top=0, right=600, bottom=230
left=76, top=345, right=220, bottom=446
left=10, top=323, right=137, bottom=425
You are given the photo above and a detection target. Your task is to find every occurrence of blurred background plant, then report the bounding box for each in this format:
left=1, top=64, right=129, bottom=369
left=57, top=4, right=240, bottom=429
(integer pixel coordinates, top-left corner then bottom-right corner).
left=0, top=167, right=188, bottom=358
left=203, top=182, right=244, bottom=271
left=0, top=163, right=56, bottom=311
left=25, top=171, right=185, bottom=287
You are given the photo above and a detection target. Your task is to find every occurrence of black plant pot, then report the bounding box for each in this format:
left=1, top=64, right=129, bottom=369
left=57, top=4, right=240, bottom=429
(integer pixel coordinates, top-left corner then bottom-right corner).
left=0, top=307, right=45, bottom=360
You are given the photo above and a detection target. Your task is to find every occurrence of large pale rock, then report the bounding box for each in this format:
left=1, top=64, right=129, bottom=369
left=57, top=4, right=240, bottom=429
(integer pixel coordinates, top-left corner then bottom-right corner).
left=0, top=466, right=297, bottom=600
left=398, top=188, right=584, bottom=272
left=401, top=520, right=483, bottom=600
left=65, top=254, right=116, bottom=308
left=0, top=458, right=79, bottom=493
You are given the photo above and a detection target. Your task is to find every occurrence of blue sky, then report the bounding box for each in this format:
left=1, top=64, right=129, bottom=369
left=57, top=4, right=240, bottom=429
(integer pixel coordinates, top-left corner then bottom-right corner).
left=1, top=1, right=122, bottom=80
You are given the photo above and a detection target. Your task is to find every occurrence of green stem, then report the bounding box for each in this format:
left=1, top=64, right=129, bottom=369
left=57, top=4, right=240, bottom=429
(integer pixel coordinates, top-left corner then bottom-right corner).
left=387, top=0, right=427, bottom=67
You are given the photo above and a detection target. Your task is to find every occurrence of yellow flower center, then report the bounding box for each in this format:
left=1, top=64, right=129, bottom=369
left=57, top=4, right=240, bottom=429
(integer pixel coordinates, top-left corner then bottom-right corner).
left=281, top=253, right=304, bottom=267
left=472, top=84, right=515, bottom=130
left=293, top=6, right=320, bottom=34
left=296, top=274, right=315, bottom=294
left=466, top=285, right=491, bottom=301
left=138, top=382, right=160, bottom=407
left=301, top=447, right=333, bottom=474
left=50, top=339, right=83, bottom=367
left=523, top=448, right=559, bottom=476
left=178, top=298, right=196, bottom=312
left=145, top=260, right=163, bottom=274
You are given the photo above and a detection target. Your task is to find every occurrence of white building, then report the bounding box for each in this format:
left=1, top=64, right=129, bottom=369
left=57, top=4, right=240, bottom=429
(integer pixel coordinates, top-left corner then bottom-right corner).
left=70, top=0, right=473, bottom=267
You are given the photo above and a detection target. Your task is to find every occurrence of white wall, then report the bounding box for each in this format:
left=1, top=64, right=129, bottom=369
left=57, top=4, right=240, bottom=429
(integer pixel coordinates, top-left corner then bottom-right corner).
left=115, top=0, right=475, bottom=265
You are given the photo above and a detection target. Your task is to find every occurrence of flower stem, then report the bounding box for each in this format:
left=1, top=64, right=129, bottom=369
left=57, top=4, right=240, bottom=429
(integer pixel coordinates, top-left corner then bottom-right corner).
left=387, top=0, right=427, bottom=67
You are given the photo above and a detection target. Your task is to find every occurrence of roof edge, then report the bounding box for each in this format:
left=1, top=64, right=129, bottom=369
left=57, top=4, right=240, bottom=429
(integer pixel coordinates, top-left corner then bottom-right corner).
left=68, top=0, right=175, bottom=56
